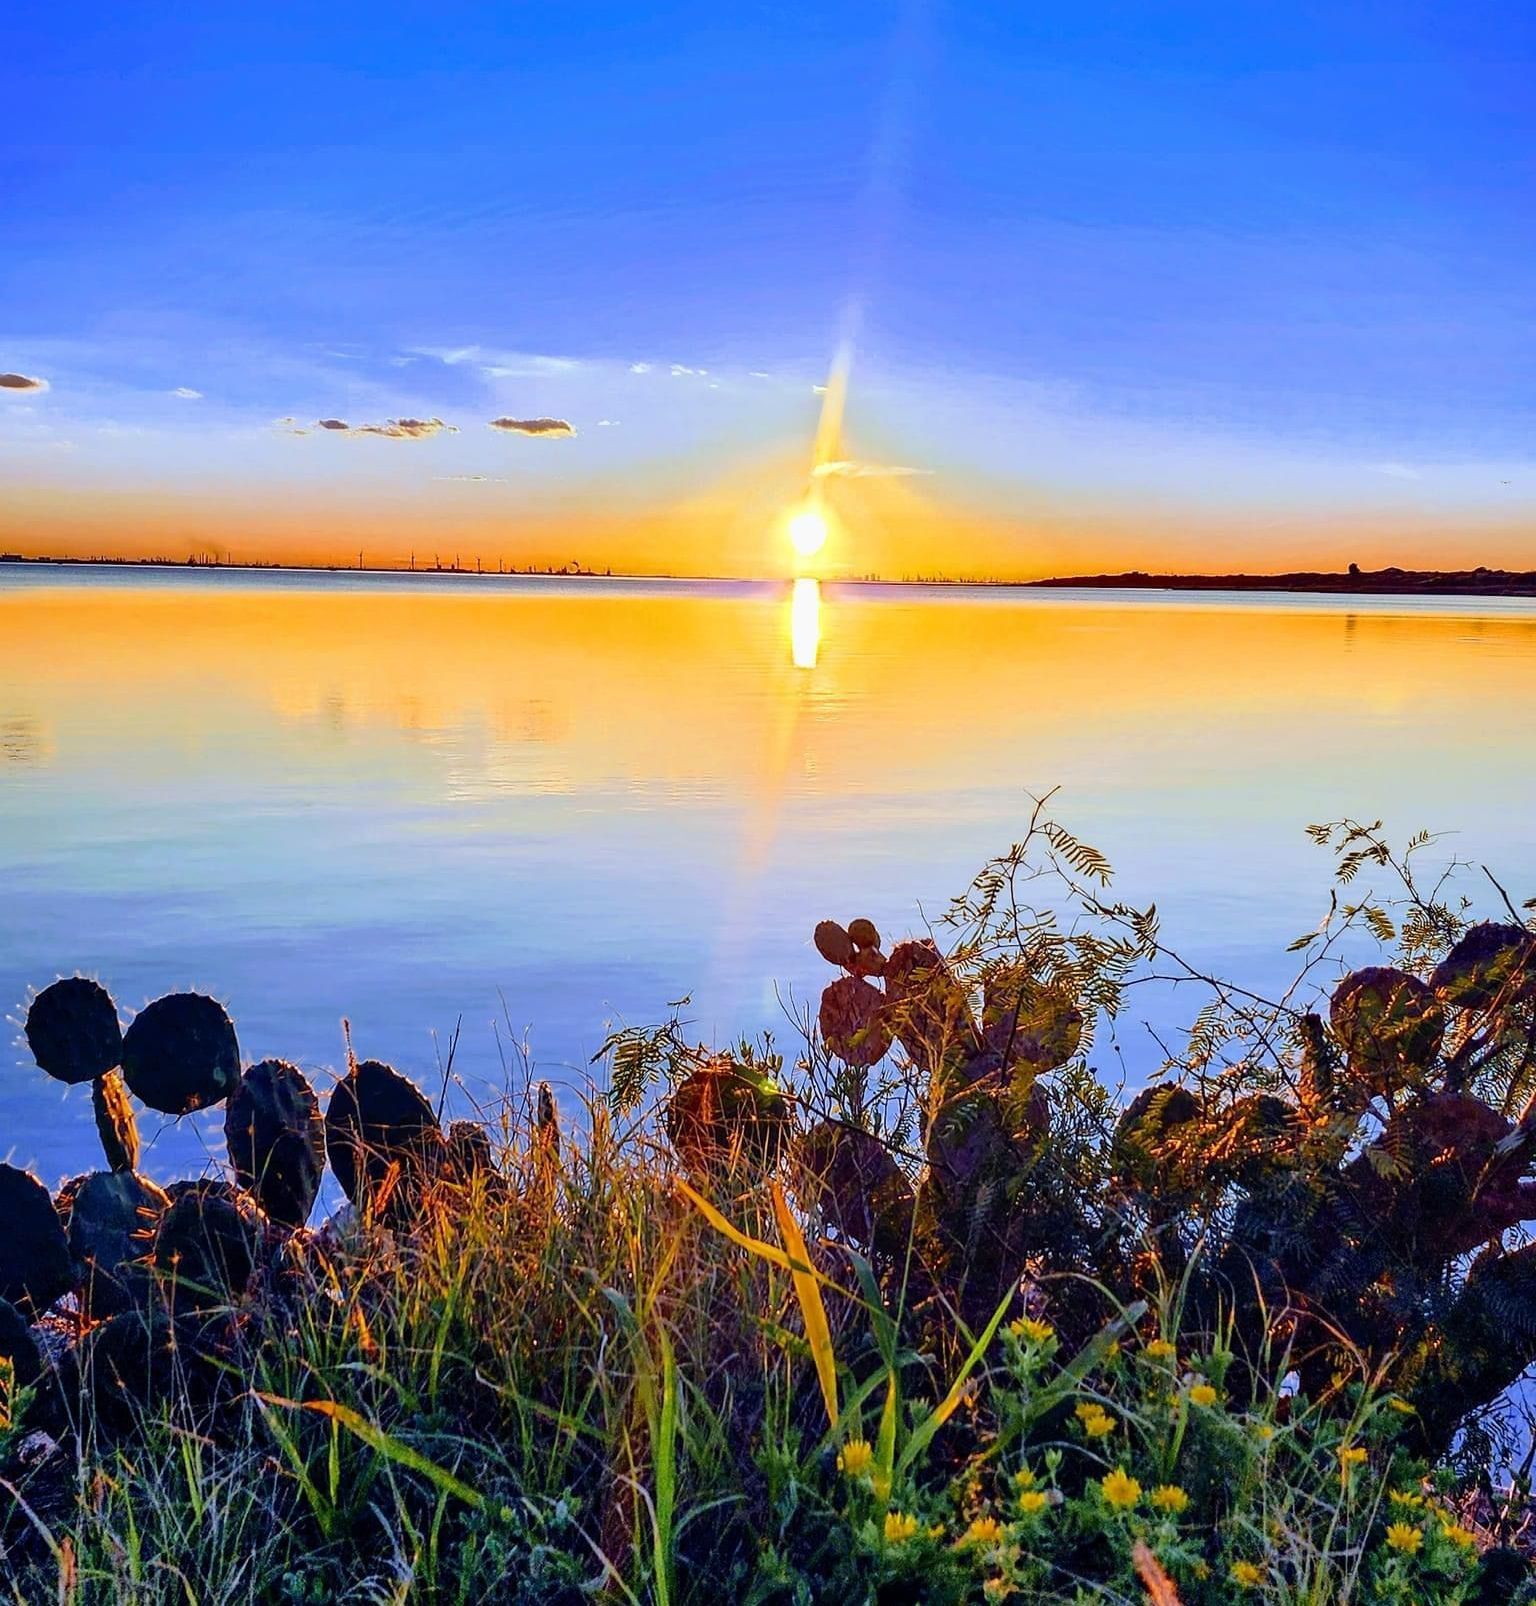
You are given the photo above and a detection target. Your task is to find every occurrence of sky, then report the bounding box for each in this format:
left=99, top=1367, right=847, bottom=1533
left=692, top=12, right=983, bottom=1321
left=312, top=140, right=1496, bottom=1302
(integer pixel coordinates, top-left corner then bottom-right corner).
left=1, top=1, right=1532, bottom=579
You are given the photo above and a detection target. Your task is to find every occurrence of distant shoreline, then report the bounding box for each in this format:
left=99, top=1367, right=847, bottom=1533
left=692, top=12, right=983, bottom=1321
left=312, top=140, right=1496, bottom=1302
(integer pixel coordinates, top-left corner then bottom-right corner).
left=4, top=553, right=1536, bottom=598
left=1027, top=565, right=1536, bottom=598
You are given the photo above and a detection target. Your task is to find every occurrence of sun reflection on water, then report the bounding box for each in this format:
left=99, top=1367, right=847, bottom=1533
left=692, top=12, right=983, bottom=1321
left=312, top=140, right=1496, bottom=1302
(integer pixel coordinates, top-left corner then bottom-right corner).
left=790, top=577, right=821, bottom=668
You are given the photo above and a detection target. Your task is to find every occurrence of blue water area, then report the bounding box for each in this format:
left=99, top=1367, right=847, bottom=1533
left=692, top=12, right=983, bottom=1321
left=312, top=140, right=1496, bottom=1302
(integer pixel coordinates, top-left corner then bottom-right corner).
left=3, top=564, right=1535, bottom=1192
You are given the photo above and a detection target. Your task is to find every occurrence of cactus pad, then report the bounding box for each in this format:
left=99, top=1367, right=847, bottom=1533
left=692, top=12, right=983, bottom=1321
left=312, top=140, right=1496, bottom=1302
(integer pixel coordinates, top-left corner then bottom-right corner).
left=62, top=1169, right=169, bottom=1317
left=121, top=992, right=241, bottom=1114
left=0, top=1164, right=74, bottom=1315
left=0, top=1297, right=41, bottom=1388
left=226, top=1059, right=324, bottom=1229
left=149, top=1181, right=259, bottom=1310
left=813, top=920, right=855, bottom=969
left=325, top=1059, right=443, bottom=1216
left=24, top=976, right=122, bottom=1085
left=797, top=1119, right=914, bottom=1255
left=818, top=976, right=892, bottom=1067
left=1431, top=922, right=1536, bottom=1011
left=664, top=1059, right=791, bottom=1172
left=1329, top=967, right=1444, bottom=1091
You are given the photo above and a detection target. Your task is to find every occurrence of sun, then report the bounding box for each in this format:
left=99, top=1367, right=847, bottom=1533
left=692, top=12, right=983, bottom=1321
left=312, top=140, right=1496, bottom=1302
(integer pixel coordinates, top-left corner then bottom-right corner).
left=788, top=506, right=828, bottom=557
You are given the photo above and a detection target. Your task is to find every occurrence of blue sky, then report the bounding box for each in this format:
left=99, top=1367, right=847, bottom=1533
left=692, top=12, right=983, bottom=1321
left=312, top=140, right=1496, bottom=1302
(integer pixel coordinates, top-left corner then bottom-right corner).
left=2, top=1, right=1532, bottom=573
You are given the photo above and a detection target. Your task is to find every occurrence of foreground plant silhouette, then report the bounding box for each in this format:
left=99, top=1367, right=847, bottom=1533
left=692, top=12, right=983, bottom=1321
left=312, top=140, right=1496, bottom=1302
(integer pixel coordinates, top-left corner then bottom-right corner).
left=2, top=808, right=1536, bottom=1602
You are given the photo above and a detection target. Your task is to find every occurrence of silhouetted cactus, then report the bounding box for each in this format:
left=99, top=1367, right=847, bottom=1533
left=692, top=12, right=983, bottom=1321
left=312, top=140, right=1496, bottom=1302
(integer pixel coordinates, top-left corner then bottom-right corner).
left=226, top=1058, right=324, bottom=1229
left=92, top=1068, right=140, bottom=1172
left=813, top=919, right=855, bottom=969
left=0, top=1164, right=73, bottom=1316
left=68, top=1306, right=229, bottom=1438
left=1329, top=965, right=1445, bottom=1093
left=1431, top=921, right=1536, bottom=1010
left=0, top=1297, right=41, bottom=1389
left=60, top=1169, right=169, bottom=1318
left=121, top=992, right=241, bottom=1114
left=325, top=1058, right=443, bottom=1220
left=447, top=1119, right=494, bottom=1180
left=664, top=1057, right=791, bottom=1173
left=882, top=938, right=979, bottom=1074
left=817, top=975, right=892, bottom=1068
left=148, top=1181, right=259, bottom=1310
left=1110, top=1084, right=1203, bottom=1195
left=796, top=1119, right=914, bottom=1256
left=24, top=976, right=122, bottom=1085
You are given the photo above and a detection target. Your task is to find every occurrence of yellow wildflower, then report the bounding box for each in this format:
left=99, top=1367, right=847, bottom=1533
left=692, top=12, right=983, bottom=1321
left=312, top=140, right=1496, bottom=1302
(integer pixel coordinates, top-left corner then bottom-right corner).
left=1440, top=1520, right=1477, bottom=1550
left=959, top=1516, right=1003, bottom=1548
left=1009, top=1316, right=1054, bottom=1344
left=1389, top=1489, right=1426, bottom=1509
left=1188, top=1382, right=1220, bottom=1408
left=1384, top=1521, right=1423, bottom=1555
left=837, top=1439, right=873, bottom=1478
left=1100, top=1468, right=1141, bottom=1510
left=1146, top=1338, right=1177, bottom=1359
left=884, top=1511, right=920, bottom=1544
left=1103, top=1339, right=1121, bottom=1361
left=1230, top=1559, right=1264, bottom=1588
left=1150, top=1484, right=1190, bottom=1514
left=1013, top=1466, right=1037, bottom=1491
left=982, top=1580, right=1013, bottom=1603
left=1253, top=1422, right=1275, bottom=1442
left=1075, top=1401, right=1116, bottom=1437
left=1017, top=1489, right=1050, bottom=1516
left=1339, top=1445, right=1368, bottom=1469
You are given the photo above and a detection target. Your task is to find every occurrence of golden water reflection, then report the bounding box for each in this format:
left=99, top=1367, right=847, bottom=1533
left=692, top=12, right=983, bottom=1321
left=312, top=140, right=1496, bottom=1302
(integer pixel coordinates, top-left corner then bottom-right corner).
left=790, top=577, right=821, bottom=669
left=5, top=571, right=1536, bottom=1187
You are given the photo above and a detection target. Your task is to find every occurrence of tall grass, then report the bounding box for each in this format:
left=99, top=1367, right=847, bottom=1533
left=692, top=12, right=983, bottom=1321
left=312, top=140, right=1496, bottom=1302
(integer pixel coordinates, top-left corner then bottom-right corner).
left=0, top=1080, right=1504, bottom=1604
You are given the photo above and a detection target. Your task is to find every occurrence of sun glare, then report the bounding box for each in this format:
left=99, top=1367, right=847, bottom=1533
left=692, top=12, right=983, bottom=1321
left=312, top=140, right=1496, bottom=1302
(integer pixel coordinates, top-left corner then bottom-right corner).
left=788, top=507, right=828, bottom=557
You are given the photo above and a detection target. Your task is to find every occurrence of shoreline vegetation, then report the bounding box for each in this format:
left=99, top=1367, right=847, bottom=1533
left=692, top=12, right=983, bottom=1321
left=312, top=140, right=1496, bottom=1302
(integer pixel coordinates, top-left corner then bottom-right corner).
left=5, top=815, right=1536, bottom=1601
left=5, top=552, right=1536, bottom=598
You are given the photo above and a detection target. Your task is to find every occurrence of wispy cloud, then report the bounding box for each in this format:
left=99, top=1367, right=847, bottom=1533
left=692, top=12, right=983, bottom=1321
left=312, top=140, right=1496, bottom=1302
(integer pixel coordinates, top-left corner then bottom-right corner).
left=355, top=417, right=456, bottom=438
left=596, top=418, right=619, bottom=427
left=629, top=362, right=651, bottom=374
left=670, top=363, right=706, bottom=377
left=488, top=416, right=575, bottom=437
left=812, top=459, right=931, bottom=480
left=314, top=416, right=456, bottom=438
left=0, top=372, right=48, bottom=393
left=434, top=474, right=510, bottom=483
left=171, top=386, right=202, bottom=400
left=1367, top=461, right=1422, bottom=480
left=420, top=346, right=578, bottom=380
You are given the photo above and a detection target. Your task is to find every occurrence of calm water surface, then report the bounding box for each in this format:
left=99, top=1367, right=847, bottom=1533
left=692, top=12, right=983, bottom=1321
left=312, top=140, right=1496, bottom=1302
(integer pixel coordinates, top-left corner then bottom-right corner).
left=3, top=566, right=1535, bottom=1186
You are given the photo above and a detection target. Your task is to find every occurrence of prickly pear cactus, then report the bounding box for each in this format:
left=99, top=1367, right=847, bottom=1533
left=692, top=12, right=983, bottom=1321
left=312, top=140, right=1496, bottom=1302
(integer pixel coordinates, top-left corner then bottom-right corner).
left=121, top=992, right=241, bottom=1114
left=148, top=1181, right=260, bottom=1310
left=0, top=1297, right=41, bottom=1388
left=0, top=1163, right=73, bottom=1315
left=447, top=1119, right=494, bottom=1180
left=325, top=1058, right=443, bottom=1219
left=24, top=976, right=122, bottom=1085
left=60, top=1169, right=169, bottom=1318
left=92, top=1068, right=140, bottom=1172
left=226, top=1058, right=325, bottom=1229
left=1328, top=966, right=1444, bottom=1093
left=796, top=1119, right=914, bottom=1255
left=1431, top=921, right=1536, bottom=1010
left=664, top=1057, right=791, bottom=1173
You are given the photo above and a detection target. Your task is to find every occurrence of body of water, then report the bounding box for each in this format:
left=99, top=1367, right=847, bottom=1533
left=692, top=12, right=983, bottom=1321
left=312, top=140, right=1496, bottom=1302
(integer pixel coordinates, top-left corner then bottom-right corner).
left=4, top=565, right=1536, bottom=1185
